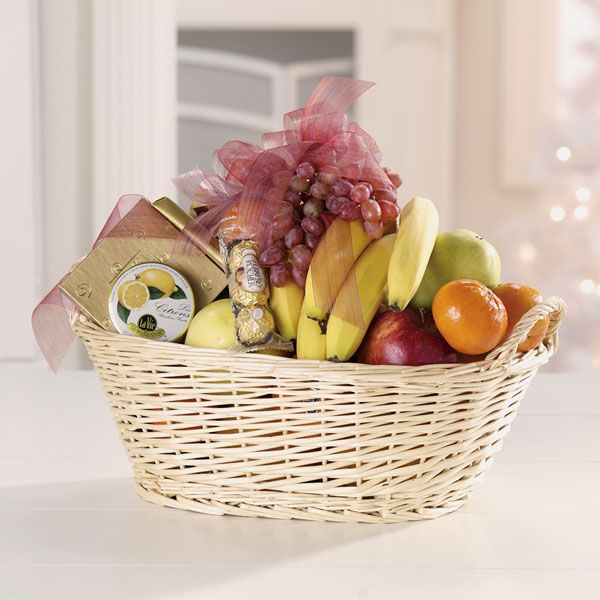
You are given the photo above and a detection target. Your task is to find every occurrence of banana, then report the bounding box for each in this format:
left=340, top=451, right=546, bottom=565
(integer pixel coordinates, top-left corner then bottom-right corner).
left=269, top=281, right=304, bottom=340
left=304, top=218, right=371, bottom=322
left=387, top=197, right=439, bottom=310
left=296, top=300, right=326, bottom=360
left=326, top=234, right=396, bottom=361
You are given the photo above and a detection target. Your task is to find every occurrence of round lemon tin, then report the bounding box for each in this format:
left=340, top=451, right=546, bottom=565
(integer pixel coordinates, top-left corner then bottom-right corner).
left=108, top=262, right=194, bottom=342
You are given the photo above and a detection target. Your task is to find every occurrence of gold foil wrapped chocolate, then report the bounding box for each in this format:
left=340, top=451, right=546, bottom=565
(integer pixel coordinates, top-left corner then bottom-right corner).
left=235, top=306, right=275, bottom=345
left=220, top=235, right=291, bottom=352
left=226, top=239, right=269, bottom=310
left=229, top=240, right=260, bottom=273
left=231, top=285, right=269, bottom=307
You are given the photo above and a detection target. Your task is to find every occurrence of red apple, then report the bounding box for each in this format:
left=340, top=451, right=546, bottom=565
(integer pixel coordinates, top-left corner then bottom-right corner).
left=357, top=308, right=457, bottom=366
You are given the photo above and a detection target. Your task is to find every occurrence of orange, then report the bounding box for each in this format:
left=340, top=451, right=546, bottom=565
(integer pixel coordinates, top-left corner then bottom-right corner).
left=494, top=283, right=549, bottom=352
left=432, top=279, right=508, bottom=355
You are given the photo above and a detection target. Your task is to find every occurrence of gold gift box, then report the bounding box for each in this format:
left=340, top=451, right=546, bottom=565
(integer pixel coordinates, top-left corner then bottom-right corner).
left=60, top=198, right=227, bottom=332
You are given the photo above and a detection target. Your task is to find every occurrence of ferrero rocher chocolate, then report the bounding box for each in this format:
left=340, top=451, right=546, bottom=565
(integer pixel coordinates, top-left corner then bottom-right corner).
left=231, top=285, right=269, bottom=307
left=220, top=235, right=285, bottom=350
left=229, top=240, right=260, bottom=273
left=235, top=306, right=275, bottom=345
left=226, top=239, right=269, bottom=309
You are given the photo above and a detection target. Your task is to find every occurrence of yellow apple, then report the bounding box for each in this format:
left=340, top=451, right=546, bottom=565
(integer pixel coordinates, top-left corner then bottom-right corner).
left=185, top=299, right=235, bottom=349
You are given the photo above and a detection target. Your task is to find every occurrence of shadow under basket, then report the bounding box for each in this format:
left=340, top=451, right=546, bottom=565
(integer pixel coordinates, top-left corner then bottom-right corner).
left=74, top=297, right=566, bottom=524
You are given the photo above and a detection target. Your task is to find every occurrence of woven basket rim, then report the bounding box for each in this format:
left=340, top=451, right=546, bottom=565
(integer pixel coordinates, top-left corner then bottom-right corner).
left=73, top=296, right=566, bottom=375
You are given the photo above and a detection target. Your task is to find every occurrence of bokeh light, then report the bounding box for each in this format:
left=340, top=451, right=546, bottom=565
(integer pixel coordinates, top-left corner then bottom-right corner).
left=576, top=186, right=591, bottom=201
left=518, top=243, right=537, bottom=262
left=556, top=146, right=572, bottom=161
left=574, top=204, right=589, bottom=219
left=550, top=206, right=566, bottom=221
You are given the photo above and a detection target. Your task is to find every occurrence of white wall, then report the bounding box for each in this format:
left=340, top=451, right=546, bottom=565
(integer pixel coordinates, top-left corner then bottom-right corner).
left=454, top=0, right=550, bottom=244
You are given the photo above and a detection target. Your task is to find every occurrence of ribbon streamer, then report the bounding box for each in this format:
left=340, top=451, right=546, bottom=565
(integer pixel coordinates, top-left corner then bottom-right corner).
left=32, top=194, right=161, bottom=371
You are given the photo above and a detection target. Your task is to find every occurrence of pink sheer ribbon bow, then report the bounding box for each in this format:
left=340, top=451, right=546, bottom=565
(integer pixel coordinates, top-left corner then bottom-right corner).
left=174, top=76, right=392, bottom=324
left=174, top=77, right=390, bottom=247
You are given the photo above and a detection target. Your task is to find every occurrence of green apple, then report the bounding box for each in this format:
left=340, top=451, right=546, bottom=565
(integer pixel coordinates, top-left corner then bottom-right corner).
left=185, top=298, right=235, bottom=349
left=411, top=229, right=501, bottom=308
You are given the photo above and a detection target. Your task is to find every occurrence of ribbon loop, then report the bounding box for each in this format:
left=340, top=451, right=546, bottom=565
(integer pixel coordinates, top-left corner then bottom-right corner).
left=174, top=76, right=382, bottom=253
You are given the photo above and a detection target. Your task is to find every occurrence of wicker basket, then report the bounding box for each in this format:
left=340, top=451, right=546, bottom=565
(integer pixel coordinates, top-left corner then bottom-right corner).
left=74, top=296, right=565, bottom=523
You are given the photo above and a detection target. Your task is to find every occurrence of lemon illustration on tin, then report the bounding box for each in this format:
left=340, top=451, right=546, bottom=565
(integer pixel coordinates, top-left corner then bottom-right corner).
left=137, top=268, right=177, bottom=298
left=109, top=262, right=193, bottom=341
left=117, top=280, right=150, bottom=311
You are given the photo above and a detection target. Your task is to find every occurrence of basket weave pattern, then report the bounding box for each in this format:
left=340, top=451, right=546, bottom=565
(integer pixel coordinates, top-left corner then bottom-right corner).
left=75, top=297, right=565, bottom=523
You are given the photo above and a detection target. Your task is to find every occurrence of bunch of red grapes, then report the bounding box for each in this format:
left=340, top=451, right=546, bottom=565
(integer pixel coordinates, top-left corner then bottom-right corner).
left=259, top=161, right=402, bottom=288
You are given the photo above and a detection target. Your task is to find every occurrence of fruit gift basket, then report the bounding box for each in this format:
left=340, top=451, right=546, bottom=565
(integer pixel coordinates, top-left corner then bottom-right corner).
left=34, top=77, right=566, bottom=523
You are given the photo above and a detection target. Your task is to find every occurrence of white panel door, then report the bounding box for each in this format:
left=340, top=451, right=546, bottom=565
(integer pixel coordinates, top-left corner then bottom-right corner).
left=177, top=0, right=456, bottom=227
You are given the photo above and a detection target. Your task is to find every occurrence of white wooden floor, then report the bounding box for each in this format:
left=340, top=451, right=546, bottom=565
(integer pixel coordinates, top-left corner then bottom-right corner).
left=1, top=371, right=599, bottom=599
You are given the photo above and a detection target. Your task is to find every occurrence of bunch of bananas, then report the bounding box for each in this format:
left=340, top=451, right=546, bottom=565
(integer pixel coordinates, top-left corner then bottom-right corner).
left=268, top=197, right=439, bottom=362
